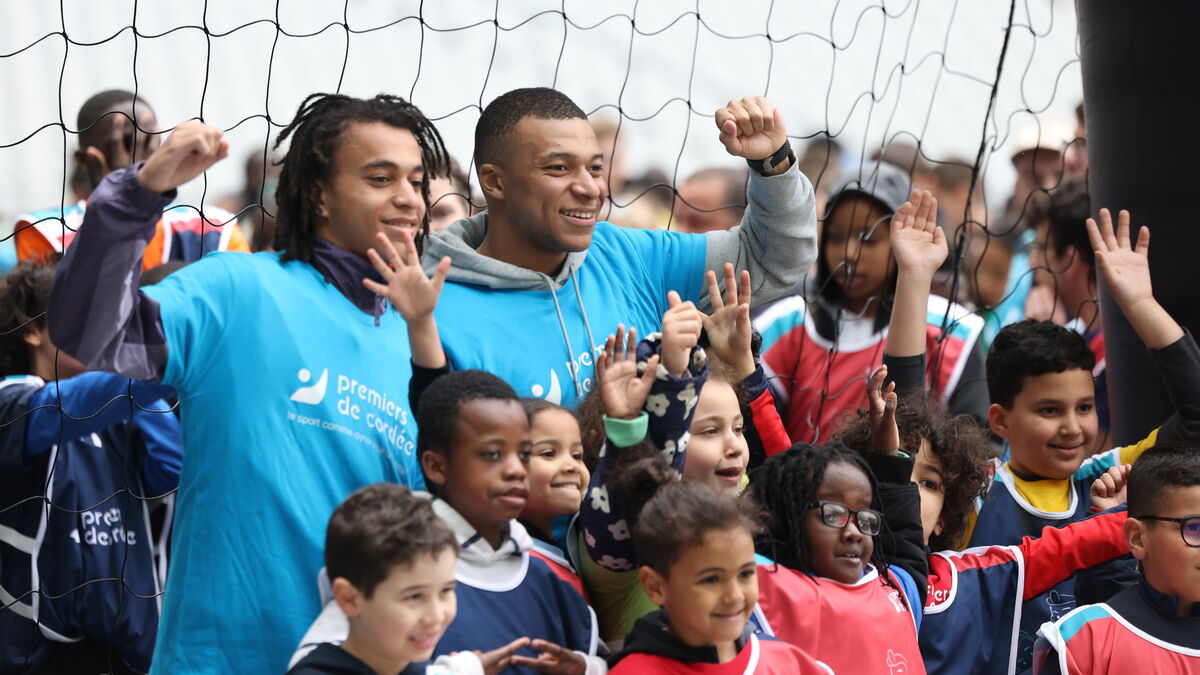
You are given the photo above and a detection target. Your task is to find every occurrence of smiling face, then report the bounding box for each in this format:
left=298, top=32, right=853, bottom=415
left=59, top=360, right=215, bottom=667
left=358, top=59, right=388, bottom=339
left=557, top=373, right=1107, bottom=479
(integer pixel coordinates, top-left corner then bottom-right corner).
left=522, top=408, right=590, bottom=526
left=422, top=398, right=531, bottom=549
left=481, top=116, right=606, bottom=260
left=989, top=369, right=1096, bottom=480
left=822, top=194, right=895, bottom=312
left=314, top=121, right=426, bottom=258
left=640, top=526, right=758, bottom=661
left=805, top=460, right=875, bottom=583
left=337, top=548, right=458, bottom=673
left=683, top=380, right=749, bottom=497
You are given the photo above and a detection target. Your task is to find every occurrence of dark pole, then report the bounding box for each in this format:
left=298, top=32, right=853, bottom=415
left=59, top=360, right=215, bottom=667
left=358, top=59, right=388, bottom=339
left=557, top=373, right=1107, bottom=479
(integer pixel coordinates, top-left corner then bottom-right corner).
left=1077, top=1, right=1200, bottom=444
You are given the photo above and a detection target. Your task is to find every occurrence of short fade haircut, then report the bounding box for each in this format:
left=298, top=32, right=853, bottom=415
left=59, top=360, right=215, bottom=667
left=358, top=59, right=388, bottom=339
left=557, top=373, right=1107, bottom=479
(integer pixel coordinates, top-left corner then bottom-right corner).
left=1044, top=176, right=1094, bottom=271
left=325, top=483, right=457, bottom=598
left=1128, top=443, right=1200, bottom=518
left=0, top=259, right=57, bottom=377
left=986, top=319, right=1095, bottom=408
left=417, top=370, right=521, bottom=457
left=473, top=87, right=586, bottom=168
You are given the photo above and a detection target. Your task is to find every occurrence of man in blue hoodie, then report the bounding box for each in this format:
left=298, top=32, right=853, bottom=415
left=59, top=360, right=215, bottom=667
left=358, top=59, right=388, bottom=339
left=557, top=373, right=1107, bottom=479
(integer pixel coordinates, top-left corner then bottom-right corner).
left=424, top=88, right=817, bottom=407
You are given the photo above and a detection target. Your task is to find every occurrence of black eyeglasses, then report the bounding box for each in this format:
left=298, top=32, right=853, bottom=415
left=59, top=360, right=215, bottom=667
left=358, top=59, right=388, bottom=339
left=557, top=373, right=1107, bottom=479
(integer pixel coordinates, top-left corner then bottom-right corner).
left=808, top=501, right=883, bottom=536
left=1136, top=515, right=1200, bottom=547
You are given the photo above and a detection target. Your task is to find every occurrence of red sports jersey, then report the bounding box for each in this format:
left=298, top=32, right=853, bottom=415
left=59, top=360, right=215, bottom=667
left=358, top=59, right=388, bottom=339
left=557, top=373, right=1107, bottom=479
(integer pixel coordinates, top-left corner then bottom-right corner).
left=610, top=634, right=832, bottom=675
left=1036, top=598, right=1200, bottom=674
left=754, top=564, right=925, bottom=675
left=755, top=294, right=982, bottom=443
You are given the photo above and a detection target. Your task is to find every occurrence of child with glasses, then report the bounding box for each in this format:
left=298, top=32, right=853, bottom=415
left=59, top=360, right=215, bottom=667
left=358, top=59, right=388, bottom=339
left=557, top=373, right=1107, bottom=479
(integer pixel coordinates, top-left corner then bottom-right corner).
left=1035, top=444, right=1200, bottom=673
left=747, top=442, right=926, bottom=675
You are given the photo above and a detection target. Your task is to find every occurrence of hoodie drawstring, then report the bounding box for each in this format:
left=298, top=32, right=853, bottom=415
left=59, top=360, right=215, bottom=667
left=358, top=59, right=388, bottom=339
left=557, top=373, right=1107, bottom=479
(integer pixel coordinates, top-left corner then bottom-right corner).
left=569, top=268, right=598, bottom=376
left=542, top=273, right=584, bottom=398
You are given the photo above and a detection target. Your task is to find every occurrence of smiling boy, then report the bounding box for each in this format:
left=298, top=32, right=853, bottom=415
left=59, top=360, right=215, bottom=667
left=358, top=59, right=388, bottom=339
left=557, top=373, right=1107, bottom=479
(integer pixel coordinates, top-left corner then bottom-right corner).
left=966, top=209, right=1200, bottom=671
left=424, top=88, right=816, bottom=407
left=294, top=371, right=605, bottom=674
left=1035, top=445, right=1200, bottom=673
left=48, top=94, right=456, bottom=673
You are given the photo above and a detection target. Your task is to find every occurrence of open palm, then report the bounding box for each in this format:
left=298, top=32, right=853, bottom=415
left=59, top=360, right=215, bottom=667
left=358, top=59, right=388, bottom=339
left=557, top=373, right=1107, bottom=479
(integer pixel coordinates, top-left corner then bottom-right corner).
left=890, top=189, right=946, bottom=275
left=363, top=230, right=449, bottom=321
left=1086, top=208, right=1152, bottom=310
left=598, top=326, right=658, bottom=420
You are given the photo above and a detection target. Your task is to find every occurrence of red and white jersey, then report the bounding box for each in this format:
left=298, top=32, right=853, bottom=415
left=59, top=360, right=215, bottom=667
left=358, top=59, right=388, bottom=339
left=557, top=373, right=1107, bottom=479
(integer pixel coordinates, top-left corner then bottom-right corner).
left=610, top=634, right=833, bottom=675
left=755, top=294, right=982, bottom=443
left=755, top=564, right=925, bottom=675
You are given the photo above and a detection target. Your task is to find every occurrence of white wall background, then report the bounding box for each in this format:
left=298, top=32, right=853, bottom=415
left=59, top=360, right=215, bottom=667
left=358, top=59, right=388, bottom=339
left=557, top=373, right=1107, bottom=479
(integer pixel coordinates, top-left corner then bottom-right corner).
left=0, top=0, right=1082, bottom=228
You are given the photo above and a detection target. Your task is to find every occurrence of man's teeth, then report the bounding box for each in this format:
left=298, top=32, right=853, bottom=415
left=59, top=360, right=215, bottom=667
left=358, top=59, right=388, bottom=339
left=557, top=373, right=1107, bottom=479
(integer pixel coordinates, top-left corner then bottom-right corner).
left=562, top=210, right=593, bottom=219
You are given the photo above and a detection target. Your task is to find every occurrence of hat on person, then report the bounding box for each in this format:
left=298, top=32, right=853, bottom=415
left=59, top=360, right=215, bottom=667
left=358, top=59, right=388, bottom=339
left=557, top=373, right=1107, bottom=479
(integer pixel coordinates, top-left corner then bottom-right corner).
left=825, top=159, right=912, bottom=217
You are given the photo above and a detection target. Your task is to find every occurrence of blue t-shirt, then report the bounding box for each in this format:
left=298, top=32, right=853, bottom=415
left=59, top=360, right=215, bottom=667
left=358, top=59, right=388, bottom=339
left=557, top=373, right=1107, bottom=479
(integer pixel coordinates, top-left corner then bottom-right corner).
left=434, top=222, right=707, bottom=408
left=143, top=251, right=423, bottom=674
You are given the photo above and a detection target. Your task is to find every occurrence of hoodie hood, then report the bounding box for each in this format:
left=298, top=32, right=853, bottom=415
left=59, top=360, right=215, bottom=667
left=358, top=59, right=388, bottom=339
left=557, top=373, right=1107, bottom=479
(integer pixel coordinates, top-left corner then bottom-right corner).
left=422, top=212, right=589, bottom=290
left=608, top=609, right=752, bottom=668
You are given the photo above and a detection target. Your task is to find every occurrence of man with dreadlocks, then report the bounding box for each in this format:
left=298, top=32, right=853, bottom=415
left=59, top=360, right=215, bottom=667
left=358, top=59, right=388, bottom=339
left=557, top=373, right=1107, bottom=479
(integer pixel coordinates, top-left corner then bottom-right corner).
left=48, top=94, right=454, bottom=674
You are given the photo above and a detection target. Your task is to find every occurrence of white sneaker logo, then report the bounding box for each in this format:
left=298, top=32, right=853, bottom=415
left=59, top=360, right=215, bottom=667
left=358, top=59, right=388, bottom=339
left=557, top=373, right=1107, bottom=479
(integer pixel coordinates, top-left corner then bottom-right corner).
left=290, top=368, right=328, bottom=405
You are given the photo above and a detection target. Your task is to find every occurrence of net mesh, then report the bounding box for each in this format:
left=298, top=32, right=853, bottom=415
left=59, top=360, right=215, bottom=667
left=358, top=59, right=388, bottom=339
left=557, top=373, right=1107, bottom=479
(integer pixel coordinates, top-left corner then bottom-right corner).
left=0, top=0, right=1087, bottom=671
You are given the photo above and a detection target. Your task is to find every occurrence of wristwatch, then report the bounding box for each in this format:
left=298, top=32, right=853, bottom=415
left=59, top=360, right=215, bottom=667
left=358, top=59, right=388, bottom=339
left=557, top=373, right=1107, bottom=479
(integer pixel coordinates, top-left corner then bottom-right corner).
left=746, top=140, right=795, bottom=176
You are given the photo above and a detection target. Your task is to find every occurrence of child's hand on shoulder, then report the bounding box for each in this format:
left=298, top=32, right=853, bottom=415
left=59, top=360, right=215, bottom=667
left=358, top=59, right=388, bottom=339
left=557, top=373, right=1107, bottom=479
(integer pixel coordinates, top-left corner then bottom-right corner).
left=702, top=263, right=756, bottom=379
left=868, top=365, right=901, bottom=456
left=1090, top=463, right=1131, bottom=512
left=363, top=230, right=450, bottom=322
left=890, top=189, right=946, bottom=277
left=598, top=325, right=659, bottom=420
left=508, top=639, right=587, bottom=674
left=661, top=291, right=704, bottom=377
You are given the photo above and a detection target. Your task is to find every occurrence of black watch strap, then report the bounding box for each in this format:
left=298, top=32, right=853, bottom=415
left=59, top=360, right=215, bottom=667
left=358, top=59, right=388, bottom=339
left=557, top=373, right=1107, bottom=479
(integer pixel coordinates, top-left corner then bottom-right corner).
left=746, top=140, right=795, bottom=175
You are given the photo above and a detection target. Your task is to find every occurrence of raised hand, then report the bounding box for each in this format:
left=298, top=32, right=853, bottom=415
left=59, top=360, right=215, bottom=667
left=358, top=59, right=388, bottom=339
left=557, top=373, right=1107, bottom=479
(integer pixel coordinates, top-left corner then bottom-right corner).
left=1086, top=208, right=1183, bottom=349
left=1090, top=463, right=1131, bottom=512
left=715, top=97, right=788, bottom=167
left=508, top=639, right=587, bottom=675
left=867, top=366, right=900, bottom=456
left=890, top=189, right=946, bottom=276
left=598, top=325, right=659, bottom=420
left=477, top=637, right=531, bottom=675
left=363, top=230, right=450, bottom=322
left=137, top=120, right=228, bottom=194
left=702, top=263, right=755, bottom=379
left=1086, top=208, right=1151, bottom=312
left=661, top=291, right=704, bottom=377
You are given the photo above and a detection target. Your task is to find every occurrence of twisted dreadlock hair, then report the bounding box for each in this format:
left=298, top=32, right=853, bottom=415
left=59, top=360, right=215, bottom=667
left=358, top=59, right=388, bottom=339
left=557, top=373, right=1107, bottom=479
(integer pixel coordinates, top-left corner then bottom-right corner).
left=748, top=441, right=903, bottom=597
left=272, top=93, right=449, bottom=263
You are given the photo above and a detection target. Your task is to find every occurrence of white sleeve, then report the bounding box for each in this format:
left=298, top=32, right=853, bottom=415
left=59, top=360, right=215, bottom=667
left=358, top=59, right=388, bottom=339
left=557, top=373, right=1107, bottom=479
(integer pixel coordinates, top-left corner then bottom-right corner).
left=287, top=599, right=351, bottom=670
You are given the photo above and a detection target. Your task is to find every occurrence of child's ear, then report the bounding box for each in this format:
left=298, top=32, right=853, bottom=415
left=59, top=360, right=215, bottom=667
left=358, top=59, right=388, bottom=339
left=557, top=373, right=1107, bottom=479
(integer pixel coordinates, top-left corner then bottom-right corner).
left=331, top=577, right=363, bottom=618
left=23, top=325, right=44, bottom=348
left=1125, top=517, right=1150, bottom=560
left=478, top=164, right=505, bottom=201
left=421, top=449, right=449, bottom=488
left=987, top=403, right=1011, bottom=440
left=639, top=565, right=668, bottom=606
left=933, top=517, right=944, bottom=538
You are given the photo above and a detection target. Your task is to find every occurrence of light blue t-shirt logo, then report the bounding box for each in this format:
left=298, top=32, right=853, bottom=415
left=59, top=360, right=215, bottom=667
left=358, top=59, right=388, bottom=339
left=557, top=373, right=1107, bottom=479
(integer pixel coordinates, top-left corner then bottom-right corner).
left=290, top=368, right=328, bottom=405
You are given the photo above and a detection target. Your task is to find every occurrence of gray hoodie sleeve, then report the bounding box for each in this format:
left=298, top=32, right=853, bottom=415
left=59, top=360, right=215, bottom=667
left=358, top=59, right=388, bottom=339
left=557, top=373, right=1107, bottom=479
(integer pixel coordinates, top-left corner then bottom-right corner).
left=48, top=165, right=172, bottom=381
left=699, top=163, right=817, bottom=312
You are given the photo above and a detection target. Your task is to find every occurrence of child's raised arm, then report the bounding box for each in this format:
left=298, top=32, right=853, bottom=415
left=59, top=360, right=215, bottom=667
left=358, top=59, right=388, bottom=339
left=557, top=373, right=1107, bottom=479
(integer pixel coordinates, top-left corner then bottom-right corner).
left=886, top=190, right=944, bottom=359
left=1086, top=208, right=1183, bottom=350
left=363, top=230, right=451, bottom=369
left=701, top=263, right=755, bottom=379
